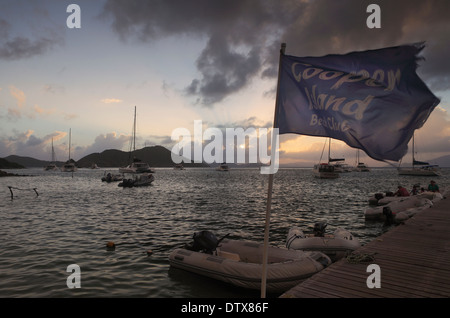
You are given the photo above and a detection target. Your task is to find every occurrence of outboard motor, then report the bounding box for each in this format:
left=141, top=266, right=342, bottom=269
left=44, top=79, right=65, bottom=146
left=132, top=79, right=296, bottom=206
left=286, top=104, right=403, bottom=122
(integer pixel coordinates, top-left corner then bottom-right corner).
left=383, top=206, right=394, bottom=225
left=187, top=231, right=219, bottom=254
left=313, top=222, right=327, bottom=237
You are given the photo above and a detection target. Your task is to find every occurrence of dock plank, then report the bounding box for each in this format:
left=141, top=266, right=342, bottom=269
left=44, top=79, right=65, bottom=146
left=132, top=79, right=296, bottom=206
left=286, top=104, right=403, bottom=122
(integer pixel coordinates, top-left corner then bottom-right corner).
left=281, top=196, right=450, bottom=298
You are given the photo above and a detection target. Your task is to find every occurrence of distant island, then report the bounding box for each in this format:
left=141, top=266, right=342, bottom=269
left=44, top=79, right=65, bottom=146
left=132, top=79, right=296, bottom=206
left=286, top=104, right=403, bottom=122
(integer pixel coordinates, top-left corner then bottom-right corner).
left=1, top=145, right=209, bottom=169
left=2, top=145, right=450, bottom=169
left=0, top=158, right=25, bottom=169
left=0, top=158, right=26, bottom=176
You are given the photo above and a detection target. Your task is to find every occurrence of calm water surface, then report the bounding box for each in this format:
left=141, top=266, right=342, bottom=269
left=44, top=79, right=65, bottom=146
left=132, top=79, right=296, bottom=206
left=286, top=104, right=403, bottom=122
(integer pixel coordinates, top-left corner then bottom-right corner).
left=0, top=167, right=448, bottom=297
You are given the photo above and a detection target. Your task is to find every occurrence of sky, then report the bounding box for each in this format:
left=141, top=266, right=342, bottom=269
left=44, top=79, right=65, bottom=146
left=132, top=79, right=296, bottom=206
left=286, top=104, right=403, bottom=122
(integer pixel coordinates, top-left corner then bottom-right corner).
left=1, top=0, right=449, bottom=167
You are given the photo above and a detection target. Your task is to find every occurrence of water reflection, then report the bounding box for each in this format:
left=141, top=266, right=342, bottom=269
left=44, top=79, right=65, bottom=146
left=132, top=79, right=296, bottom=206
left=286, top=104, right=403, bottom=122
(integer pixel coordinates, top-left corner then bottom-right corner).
left=0, top=167, right=448, bottom=297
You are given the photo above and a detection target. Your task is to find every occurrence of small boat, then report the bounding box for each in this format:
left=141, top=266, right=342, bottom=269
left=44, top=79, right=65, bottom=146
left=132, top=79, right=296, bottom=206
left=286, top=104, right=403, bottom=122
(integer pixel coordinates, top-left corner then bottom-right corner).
left=101, top=172, right=123, bottom=183
left=118, top=173, right=154, bottom=187
left=364, top=196, right=433, bottom=221
left=367, top=183, right=444, bottom=206
left=368, top=192, right=392, bottom=205
left=216, top=163, right=229, bottom=171
left=169, top=231, right=331, bottom=294
left=286, top=222, right=360, bottom=262
left=389, top=187, right=447, bottom=223
left=418, top=190, right=444, bottom=202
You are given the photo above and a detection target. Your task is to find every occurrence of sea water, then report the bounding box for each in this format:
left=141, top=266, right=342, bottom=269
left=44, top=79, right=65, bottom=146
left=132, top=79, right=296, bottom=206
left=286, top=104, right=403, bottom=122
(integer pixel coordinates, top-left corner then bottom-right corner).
left=0, top=167, right=448, bottom=297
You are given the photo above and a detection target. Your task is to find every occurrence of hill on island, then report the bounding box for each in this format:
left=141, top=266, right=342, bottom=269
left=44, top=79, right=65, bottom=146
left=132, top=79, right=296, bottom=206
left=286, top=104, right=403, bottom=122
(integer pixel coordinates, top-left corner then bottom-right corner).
left=3, top=146, right=209, bottom=168
left=77, top=145, right=209, bottom=168
left=0, top=158, right=25, bottom=169
left=3, top=155, right=65, bottom=168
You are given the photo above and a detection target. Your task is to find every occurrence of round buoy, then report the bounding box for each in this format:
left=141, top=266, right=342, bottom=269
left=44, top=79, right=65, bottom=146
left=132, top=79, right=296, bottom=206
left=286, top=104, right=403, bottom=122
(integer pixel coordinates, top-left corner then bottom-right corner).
left=106, top=241, right=116, bottom=250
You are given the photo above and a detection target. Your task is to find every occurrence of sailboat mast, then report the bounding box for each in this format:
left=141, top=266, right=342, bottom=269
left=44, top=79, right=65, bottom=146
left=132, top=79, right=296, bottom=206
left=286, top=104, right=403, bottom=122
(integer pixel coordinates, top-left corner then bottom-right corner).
left=133, top=106, right=136, bottom=153
left=412, top=133, right=415, bottom=167
left=328, top=138, right=331, bottom=163
left=68, top=128, right=71, bottom=160
left=51, top=138, right=55, bottom=162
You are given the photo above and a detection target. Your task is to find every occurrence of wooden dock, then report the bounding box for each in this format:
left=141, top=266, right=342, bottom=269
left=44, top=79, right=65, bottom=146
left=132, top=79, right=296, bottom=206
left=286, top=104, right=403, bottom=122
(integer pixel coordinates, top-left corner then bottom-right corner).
left=281, top=196, right=450, bottom=298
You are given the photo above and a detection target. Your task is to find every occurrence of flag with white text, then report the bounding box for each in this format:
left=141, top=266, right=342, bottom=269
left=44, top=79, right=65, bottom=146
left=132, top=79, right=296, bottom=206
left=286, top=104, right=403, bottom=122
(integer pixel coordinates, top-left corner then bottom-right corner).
left=275, top=43, right=440, bottom=161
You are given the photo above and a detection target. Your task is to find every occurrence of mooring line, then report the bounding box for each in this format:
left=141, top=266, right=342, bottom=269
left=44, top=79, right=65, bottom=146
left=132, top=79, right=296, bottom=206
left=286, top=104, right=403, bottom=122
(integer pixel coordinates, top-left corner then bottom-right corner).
left=7, top=186, right=39, bottom=199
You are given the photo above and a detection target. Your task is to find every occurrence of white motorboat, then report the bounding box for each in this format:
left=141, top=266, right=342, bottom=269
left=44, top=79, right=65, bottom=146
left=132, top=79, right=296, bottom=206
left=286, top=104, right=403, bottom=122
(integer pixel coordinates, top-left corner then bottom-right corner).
left=118, top=173, right=155, bottom=187
left=286, top=222, right=361, bottom=262
left=101, top=172, right=123, bottom=183
left=169, top=231, right=331, bottom=294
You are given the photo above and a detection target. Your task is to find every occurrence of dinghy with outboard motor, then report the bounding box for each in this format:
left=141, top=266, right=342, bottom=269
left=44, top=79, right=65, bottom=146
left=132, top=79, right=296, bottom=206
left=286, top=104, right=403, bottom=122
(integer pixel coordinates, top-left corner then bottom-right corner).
left=286, top=222, right=361, bottom=262
left=169, top=231, right=331, bottom=294
left=364, top=196, right=433, bottom=221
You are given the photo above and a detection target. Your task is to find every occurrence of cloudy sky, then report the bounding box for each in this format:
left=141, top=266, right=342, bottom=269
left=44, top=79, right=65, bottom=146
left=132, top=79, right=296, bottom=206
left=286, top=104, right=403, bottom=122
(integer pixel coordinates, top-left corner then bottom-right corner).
left=1, top=0, right=449, bottom=167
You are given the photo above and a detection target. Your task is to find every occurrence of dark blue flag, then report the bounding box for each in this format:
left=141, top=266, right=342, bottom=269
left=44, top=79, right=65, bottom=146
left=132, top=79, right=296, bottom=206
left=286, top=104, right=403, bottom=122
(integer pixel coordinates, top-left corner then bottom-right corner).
left=275, top=43, right=440, bottom=161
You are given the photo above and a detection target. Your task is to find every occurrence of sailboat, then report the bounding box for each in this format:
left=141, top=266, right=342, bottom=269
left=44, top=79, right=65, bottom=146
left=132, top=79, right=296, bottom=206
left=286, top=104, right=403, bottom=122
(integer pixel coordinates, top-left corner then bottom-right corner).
left=354, top=149, right=370, bottom=172
left=312, top=138, right=340, bottom=179
left=44, top=138, right=58, bottom=171
left=60, top=129, right=77, bottom=172
left=398, top=133, right=440, bottom=176
left=119, top=106, right=154, bottom=174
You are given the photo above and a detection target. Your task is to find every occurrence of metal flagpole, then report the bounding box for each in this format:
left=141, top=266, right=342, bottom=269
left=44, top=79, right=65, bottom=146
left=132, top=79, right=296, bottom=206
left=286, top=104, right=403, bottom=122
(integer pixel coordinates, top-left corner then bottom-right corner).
left=261, top=43, right=285, bottom=298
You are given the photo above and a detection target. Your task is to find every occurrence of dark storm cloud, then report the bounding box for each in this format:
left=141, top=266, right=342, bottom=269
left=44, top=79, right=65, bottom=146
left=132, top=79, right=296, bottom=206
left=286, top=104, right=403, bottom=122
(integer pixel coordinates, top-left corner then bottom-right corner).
left=188, top=36, right=262, bottom=105
left=102, top=0, right=301, bottom=106
left=0, top=18, right=63, bottom=60
left=280, top=0, right=450, bottom=91
left=0, top=36, right=61, bottom=60
left=102, top=0, right=450, bottom=105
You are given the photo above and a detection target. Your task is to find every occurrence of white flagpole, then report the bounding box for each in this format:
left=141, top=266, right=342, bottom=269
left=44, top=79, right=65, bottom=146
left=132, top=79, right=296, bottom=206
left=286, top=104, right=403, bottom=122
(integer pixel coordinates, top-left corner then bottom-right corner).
left=261, top=43, right=285, bottom=298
